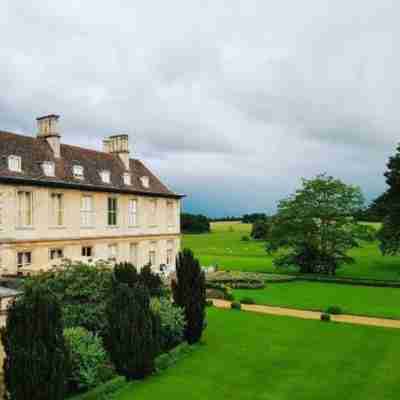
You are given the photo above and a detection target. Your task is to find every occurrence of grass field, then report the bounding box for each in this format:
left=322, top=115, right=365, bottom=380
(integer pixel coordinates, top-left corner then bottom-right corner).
left=107, top=308, right=400, bottom=400
left=234, top=281, right=400, bottom=319
left=183, top=221, right=400, bottom=281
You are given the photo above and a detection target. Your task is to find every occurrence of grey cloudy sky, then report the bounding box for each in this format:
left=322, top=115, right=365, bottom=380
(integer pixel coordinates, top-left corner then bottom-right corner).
left=1, top=1, right=399, bottom=217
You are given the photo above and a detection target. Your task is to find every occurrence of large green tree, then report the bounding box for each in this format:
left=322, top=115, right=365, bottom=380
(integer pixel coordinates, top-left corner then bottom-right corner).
left=1, top=284, right=69, bottom=400
left=378, top=144, right=400, bottom=255
left=172, top=249, right=206, bottom=344
left=267, top=175, right=373, bottom=275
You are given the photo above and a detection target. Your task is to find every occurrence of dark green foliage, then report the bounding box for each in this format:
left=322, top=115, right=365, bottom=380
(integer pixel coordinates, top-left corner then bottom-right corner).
left=354, top=193, right=389, bottom=222
left=1, top=284, right=69, bottom=400
left=242, top=213, right=268, bottom=224
left=105, top=282, right=157, bottom=380
left=70, top=377, right=126, bottom=400
left=251, top=219, right=271, bottom=240
left=64, top=327, right=111, bottom=393
left=114, top=262, right=163, bottom=297
left=268, top=174, right=373, bottom=275
left=320, top=313, right=331, bottom=322
left=378, top=144, right=400, bottom=255
left=181, top=213, right=210, bottom=234
left=172, top=249, right=206, bottom=344
left=206, top=300, right=214, bottom=307
left=154, top=343, right=193, bottom=373
left=240, top=297, right=255, bottom=305
left=241, top=235, right=250, bottom=242
left=231, top=301, right=241, bottom=310
left=325, top=306, right=343, bottom=315
left=24, top=263, right=112, bottom=335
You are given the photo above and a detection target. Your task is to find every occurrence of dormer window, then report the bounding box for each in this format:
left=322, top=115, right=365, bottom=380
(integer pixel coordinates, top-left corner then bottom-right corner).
left=123, top=172, right=131, bottom=186
left=8, top=155, right=21, bottom=172
left=100, top=170, right=111, bottom=184
left=42, top=161, right=55, bottom=177
left=73, top=165, right=84, bottom=179
left=140, top=176, right=150, bottom=188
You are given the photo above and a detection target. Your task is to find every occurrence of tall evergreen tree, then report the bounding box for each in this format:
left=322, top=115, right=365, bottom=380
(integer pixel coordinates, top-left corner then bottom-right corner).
left=105, top=282, right=157, bottom=380
left=1, top=284, right=69, bottom=400
left=172, top=249, right=206, bottom=344
left=378, top=144, right=400, bottom=254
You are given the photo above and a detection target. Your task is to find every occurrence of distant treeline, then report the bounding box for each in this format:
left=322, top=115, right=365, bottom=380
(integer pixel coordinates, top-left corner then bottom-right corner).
left=354, top=193, right=388, bottom=222
left=181, top=213, right=211, bottom=234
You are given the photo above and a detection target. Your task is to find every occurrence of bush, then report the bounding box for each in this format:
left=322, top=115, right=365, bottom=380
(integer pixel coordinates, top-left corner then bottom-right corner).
left=320, top=313, right=331, bottom=322
left=241, top=235, right=250, bottom=242
left=240, top=297, right=255, bottom=305
left=64, top=327, right=112, bottom=393
left=172, top=249, right=206, bottom=345
left=139, top=264, right=164, bottom=297
left=325, top=305, right=343, bottom=315
left=224, top=286, right=235, bottom=301
left=150, top=298, right=186, bottom=352
left=154, top=343, right=193, bottom=373
left=1, top=283, right=69, bottom=400
left=206, top=300, right=214, bottom=307
left=231, top=301, right=242, bottom=310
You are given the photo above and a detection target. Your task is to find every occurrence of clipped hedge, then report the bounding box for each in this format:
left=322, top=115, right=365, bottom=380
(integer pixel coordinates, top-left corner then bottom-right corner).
left=71, top=377, right=126, bottom=400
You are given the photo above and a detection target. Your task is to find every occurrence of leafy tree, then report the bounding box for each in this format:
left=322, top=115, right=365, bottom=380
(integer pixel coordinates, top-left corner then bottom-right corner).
left=114, top=261, right=139, bottom=286
left=1, top=284, right=69, bottom=400
left=267, top=174, right=373, bottom=275
left=24, top=263, right=113, bottom=335
left=250, top=219, right=271, bottom=240
left=242, top=213, right=268, bottom=224
left=181, top=213, right=210, bottom=234
left=172, top=249, right=206, bottom=344
left=105, top=282, right=157, bottom=380
left=378, top=144, right=400, bottom=254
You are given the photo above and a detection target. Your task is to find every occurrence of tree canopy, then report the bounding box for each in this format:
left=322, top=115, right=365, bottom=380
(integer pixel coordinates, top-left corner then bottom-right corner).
left=181, top=213, right=210, bottom=234
left=267, top=174, right=373, bottom=275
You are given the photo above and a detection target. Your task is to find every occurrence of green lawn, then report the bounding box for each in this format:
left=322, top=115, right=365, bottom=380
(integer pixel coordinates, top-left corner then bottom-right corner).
left=111, top=308, right=400, bottom=400
left=234, top=281, right=400, bottom=319
left=182, top=221, right=400, bottom=281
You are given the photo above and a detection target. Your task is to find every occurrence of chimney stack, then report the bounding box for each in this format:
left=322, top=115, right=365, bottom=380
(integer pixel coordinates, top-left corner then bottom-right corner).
left=37, top=114, right=61, bottom=158
left=103, top=134, right=130, bottom=170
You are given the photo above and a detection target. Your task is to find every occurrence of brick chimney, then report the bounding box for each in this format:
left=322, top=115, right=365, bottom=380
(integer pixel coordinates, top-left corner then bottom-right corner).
left=37, top=114, right=61, bottom=158
left=103, top=134, right=130, bottom=170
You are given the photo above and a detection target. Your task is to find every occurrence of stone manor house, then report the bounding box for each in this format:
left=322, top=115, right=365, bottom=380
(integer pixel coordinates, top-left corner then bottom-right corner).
left=0, top=114, right=183, bottom=276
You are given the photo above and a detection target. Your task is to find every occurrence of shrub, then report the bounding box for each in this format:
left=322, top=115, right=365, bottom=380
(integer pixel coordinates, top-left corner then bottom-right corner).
left=205, top=288, right=225, bottom=299
left=224, top=287, right=235, bottom=301
left=154, top=343, right=192, bottom=373
left=241, top=235, right=250, bottom=242
left=139, top=264, right=164, bottom=297
left=64, top=327, right=111, bottom=393
left=172, top=249, right=206, bottom=345
left=1, top=283, right=69, bottom=400
left=206, top=300, right=214, bottom=307
left=24, top=263, right=113, bottom=335
left=106, top=282, right=157, bottom=380
left=231, top=301, right=242, bottom=310
left=240, top=297, right=255, bottom=305
left=114, top=262, right=139, bottom=286
left=150, top=298, right=186, bottom=352
left=325, top=305, right=343, bottom=315
left=320, top=313, right=331, bottom=322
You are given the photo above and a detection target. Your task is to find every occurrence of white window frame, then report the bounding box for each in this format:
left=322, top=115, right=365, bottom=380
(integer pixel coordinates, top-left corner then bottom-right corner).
left=107, top=197, right=118, bottom=226
left=108, top=244, right=118, bottom=260
left=167, top=201, right=175, bottom=227
left=166, top=239, right=174, bottom=265
left=81, top=246, right=93, bottom=258
left=8, top=155, right=21, bottom=172
left=149, top=241, right=157, bottom=266
left=17, top=251, right=32, bottom=269
left=100, top=170, right=111, bottom=184
left=141, top=176, right=150, bottom=188
left=149, top=199, right=157, bottom=227
left=49, top=248, right=64, bottom=260
left=17, top=191, right=33, bottom=227
left=130, top=243, right=138, bottom=266
left=50, top=193, right=64, bottom=226
left=73, top=165, right=84, bottom=179
left=42, top=161, right=55, bottom=177
left=81, top=195, right=94, bottom=227
left=128, top=198, right=138, bottom=227
left=123, top=173, right=131, bottom=186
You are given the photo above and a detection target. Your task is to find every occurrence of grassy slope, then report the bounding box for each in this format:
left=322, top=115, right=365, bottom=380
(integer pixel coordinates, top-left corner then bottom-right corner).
left=234, top=281, right=400, bottom=319
left=114, top=308, right=400, bottom=400
left=183, top=221, right=400, bottom=281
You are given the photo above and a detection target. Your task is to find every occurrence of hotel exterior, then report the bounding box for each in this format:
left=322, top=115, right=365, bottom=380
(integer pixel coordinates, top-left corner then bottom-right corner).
left=0, top=114, right=183, bottom=275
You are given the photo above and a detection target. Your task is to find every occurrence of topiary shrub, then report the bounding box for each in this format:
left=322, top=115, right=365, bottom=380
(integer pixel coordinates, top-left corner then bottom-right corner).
left=231, top=301, right=242, bottom=310
left=172, top=249, right=206, bottom=345
left=64, top=327, right=112, bottom=393
left=105, top=282, right=157, bottom=380
left=150, top=298, right=186, bottom=352
left=240, top=297, right=255, bottom=305
left=1, top=283, right=69, bottom=400
left=114, top=262, right=139, bottom=286
left=320, top=313, right=331, bottom=322
left=241, top=235, right=250, bottom=242
left=325, top=305, right=343, bottom=315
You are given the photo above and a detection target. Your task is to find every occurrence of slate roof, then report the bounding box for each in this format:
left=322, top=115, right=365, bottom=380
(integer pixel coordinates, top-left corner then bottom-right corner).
left=0, top=130, right=182, bottom=198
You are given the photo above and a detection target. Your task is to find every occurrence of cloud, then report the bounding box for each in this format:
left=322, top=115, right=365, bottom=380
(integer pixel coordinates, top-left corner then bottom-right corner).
left=0, top=0, right=399, bottom=216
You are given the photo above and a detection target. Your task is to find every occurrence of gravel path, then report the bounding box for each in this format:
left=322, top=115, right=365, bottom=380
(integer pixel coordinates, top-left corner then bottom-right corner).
left=211, top=299, right=400, bottom=329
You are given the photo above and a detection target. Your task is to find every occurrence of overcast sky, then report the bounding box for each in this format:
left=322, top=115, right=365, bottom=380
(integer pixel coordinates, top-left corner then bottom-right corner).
left=1, top=1, right=399, bottom=217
